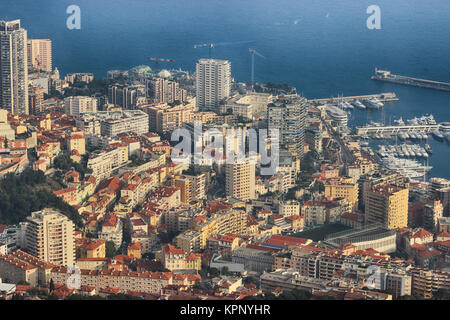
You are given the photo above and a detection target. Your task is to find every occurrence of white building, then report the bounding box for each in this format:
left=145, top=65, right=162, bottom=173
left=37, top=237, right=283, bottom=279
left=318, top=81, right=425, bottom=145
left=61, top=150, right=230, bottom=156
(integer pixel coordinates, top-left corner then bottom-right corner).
left=0, top=20, right=29, bottom=115
left=64, top=96, right=98, bottom=117
left=24, top=208, right=76, bottom=267
left=196, top=59, right=231, bottom=111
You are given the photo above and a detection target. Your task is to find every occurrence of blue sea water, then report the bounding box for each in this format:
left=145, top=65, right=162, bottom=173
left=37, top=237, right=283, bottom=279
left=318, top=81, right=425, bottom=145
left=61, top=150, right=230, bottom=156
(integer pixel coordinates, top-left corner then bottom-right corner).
left=2, top=0, right=450, bottom=178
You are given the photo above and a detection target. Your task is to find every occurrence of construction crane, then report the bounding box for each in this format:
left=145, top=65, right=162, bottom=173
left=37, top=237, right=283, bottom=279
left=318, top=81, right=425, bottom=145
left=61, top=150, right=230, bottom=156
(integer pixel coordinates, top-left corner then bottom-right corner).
left=147, top=57, right=176, bottom=69
left=249, top=48, right=265, bottom=91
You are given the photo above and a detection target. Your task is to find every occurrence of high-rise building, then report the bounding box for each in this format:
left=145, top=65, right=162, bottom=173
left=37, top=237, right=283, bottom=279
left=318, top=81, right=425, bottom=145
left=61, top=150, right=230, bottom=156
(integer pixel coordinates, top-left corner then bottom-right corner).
left=225, top=158, right=256, bottom=201
left=108, top=85, right=139, bottom=109
left=64, top=96, right=98, bottom=117
left=146, top=78, right=186, bottom=105
left=196, top=59, right=231, bottom=111
left=24, top=208, right=76, bottom=267
left=27, top=39, right=52, bottom=73
left=0, top=20, right=29, bottom=115
left=365, top=184, right=409, bottom=229
left=268, top=95, right=307, bottom=158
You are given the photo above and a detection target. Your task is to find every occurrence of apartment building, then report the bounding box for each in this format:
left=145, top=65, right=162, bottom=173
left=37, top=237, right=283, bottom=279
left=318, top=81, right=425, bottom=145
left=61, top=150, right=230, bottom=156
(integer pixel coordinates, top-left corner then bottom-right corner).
left=146, top=78, right=186, bottom=105
left=267, top=95, right=307, bottom=158
left=411, top=268, right=450, bottom=299
left=142, top=99, right=195, bottom=134
left=27, top=39, right=52, bottom=73
left=196, top=59, right=231, bottom=111
left=157, top=245, right=201, bottom=271
left=325, top=177, right=359, bottom=212
left=24, top=208, right=76, bottom=267
left=0, top=20, right=29, bottom=115
left=174, top=173, right=207, bottom=204
left=98, top=214, right=123, bottom=249
left=365, top=184, right=409, bottom=229
left=225, top=158, right=256, bottom=201
left=64, top=96, right=98, bottom=117
left=87, top=143, right=129, bottom=180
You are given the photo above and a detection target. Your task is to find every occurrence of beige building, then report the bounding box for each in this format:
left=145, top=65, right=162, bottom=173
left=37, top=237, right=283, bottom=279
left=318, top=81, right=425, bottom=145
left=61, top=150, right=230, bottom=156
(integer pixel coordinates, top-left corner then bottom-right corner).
left=24, top=208, right=76, bottom=267
left=174, top=173, right=207, bottom=204
left=324, top=177, right=359, bottom=212
left=365, top=184, right=409, bottom=229
left=142, top=99, right=195, bottom=134
left=225, top=158, right=256, bottom=201
left=27, top=39, right=52, bottom=73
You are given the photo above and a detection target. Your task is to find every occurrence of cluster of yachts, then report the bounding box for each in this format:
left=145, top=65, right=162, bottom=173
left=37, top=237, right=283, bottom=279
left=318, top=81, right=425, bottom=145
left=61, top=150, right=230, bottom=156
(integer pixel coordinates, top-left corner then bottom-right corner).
left=380, top=156, right=432, bottom=179
left=337, top=97, right=384, bottom=111
left=377, top=144, right=431, bottom=159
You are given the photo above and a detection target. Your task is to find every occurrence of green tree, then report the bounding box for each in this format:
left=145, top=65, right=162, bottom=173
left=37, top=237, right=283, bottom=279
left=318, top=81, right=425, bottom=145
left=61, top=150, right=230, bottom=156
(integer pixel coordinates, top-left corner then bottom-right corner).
left=105, top=241, right=117, bottom=258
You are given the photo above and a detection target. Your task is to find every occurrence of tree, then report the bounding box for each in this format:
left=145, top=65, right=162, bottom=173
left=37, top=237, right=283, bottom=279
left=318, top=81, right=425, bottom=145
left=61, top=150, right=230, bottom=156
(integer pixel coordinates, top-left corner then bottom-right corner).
left=105, top=241, right=117, bottom=258
left=49, top=279, right=55, bottom=293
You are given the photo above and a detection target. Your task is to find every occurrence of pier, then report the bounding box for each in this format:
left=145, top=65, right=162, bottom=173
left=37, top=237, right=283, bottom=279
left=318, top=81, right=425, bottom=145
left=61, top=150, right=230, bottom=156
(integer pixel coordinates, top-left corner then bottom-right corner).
left=372, top=69, right=450, bottom=92
left=309, top=92, right=399, bottom=104
left=357, top=124, right=440, bottom=135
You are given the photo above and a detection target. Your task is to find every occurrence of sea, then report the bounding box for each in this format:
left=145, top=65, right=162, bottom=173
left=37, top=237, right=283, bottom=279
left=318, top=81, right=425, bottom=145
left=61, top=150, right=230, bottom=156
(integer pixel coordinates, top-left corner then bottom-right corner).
left=2, top=0, right=450, bottom=179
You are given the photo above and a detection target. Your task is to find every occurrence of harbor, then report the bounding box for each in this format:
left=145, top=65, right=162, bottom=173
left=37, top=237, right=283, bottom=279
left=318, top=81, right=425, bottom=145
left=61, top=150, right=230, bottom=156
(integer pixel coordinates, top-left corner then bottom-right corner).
left=372, top=68, right=450, bottom=92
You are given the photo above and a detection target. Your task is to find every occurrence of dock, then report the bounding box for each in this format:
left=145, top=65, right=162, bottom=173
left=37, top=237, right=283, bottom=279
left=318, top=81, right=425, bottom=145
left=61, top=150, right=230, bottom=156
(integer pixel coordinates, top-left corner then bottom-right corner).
left=357, top=124, right=440, bottom=135
left=309, top=92, right=399, bottom=104
left=372, top=68, right=450, bottom=92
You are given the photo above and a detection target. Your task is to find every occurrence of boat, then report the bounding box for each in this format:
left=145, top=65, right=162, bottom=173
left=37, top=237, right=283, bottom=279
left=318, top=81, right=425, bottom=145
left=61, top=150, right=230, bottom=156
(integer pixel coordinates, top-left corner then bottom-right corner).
left=425, top=144, right=432, bottom=154
left=432, top=130, right=444, bottom=142
left=444, top=132, right=450, bottom=143
left=352, top=100, right=366, bottom=109
left=363, top=98, right=382, bottom=109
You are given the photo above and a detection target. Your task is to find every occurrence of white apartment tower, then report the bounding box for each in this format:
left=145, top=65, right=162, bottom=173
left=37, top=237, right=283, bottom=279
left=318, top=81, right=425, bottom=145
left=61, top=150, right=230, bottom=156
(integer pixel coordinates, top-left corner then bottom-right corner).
left=0, top=20, right=29, bottom=115
left=64, top=96, right=98, bottom=117
left=24, top=208, right=76, bottom=267
left=196, top=58, right=231, bottom=111
left=225, top=158, right=256, bottom=201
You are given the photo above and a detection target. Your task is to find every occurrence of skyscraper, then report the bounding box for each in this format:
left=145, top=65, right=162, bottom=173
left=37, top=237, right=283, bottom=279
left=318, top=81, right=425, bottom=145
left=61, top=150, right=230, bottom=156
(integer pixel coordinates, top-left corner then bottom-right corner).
left=27, top=39, right=52, bottom=73
left=0, top=20, right=29, bottom=114
left=268, top=95, right=307, bottom=158
left=225, top=157, right=256, bottom=201
left=196, top=58, right=231, bottom=111
left=24, top=208, right=76, bottom=267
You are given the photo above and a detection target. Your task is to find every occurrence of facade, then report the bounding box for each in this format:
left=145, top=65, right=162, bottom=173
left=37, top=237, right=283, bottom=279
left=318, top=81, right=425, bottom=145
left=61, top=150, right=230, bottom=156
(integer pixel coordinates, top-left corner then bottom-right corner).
left=146, top=78, right=186, bottom=105
left=142, top=99, right=195, bottom=134
left=108, top=85, right=139, bottom=109
left=365, top=184, right=409, bottom=230
left=267, top=95, right=307, bottom=158
left=225, top=158, right=256, bottom=201
left=0, top=20, right=29, bottom=115
left=174, top=174, right=207, bottom=204
left=325, top=177, right=359, bottom=212
left=27, top=39, right=52, bottom=73
left=64, top=96, right=98, bottom=117
left=195, top=59, right=231, bottom=111
left=24, top=208, right=76, bottom=267
left=87, top=143, right=129, bottom=181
